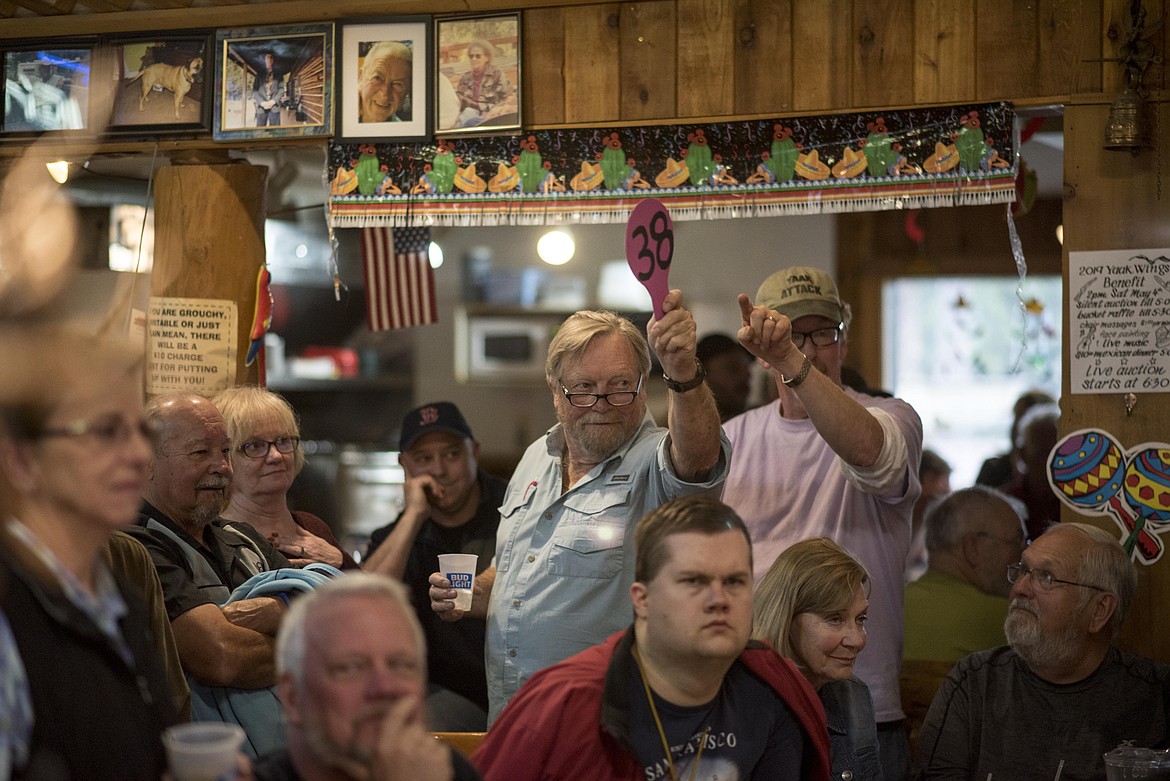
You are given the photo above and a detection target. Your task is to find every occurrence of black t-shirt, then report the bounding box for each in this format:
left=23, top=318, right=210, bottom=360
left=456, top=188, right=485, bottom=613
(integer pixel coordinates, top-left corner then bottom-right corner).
left=366, top=470, right=507, bottom=711
left=628, top=659, right=805, bottom=781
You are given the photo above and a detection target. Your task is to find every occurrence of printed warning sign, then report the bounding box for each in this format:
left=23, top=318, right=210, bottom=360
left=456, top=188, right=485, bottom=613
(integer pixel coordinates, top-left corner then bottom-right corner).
left=146, top=297, right=237, bottom=395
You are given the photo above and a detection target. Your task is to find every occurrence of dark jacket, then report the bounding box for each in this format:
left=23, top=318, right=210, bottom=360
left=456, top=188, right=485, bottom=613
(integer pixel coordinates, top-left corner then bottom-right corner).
left=0, top=545, right=176, bottom=781
left=473, top=628, right=832, bottom=781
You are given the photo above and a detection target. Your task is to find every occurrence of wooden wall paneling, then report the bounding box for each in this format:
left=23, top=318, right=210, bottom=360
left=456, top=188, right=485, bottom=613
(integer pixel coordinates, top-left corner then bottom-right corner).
left=1063, top=102, right=1170, bottom=256
left=522, top=7, right=566, bottom=125
left=1101, top=0, right=1135, bottom=95
left=851, top=0, right=915, bottom=108
left=731, top=0, right=794, bottom=116
left=1101, top=0, right=1167, bottom=92
left=562, top=4, right=622, bottom=123
left=1062, top=100, right=1170, bottom=664
left=676, top=0, right=735, bottom=117
left=1156, top=0, right=1168, bottom=90
left=1037, top=0, right=1103, bottom=97
left=619, top=0, right=677, bottom=120
left=913, top=0, right=977, bottom=105
left=974, top=0, right=1039, bottom=100
left=791, top=0, right=853, bottom=112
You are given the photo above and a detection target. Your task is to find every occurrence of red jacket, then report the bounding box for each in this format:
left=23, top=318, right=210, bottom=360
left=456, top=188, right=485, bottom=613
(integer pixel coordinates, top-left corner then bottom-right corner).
left=473, top=628, right=831, bottom=781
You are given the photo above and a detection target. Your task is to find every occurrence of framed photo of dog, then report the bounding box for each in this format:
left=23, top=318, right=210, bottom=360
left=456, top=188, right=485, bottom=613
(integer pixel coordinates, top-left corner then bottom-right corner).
left=435, top=13, right=522, bottom=135
left=0, top=41, right=98, bottom=135
left=213, top=23, right=334, bottom=142
left=336, top=17, right=432, bottom=143
left=107, top=32, right=212, bottom=135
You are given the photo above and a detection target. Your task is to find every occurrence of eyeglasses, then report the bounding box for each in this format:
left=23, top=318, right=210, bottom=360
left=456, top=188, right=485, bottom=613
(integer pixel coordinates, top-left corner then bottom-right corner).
left=1006, top=562, right=1106, bottom=592
left=790, top=324, right=843, bottom=350
left=41, top=416, right=158, bottom=446
left=560, top=376, right=644, bottom=408
left=239, top=436, right=300, bottom=459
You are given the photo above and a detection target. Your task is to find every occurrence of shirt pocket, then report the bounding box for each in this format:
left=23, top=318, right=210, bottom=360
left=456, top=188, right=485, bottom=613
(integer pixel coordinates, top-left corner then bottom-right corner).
left=547, top=488, right=630, bottom=579
left=495, top=487, right=534, bottom=573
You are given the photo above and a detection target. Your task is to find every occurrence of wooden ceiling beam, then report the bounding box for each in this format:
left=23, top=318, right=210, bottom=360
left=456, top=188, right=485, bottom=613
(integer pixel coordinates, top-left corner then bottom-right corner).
left=7, top=0, right=67, bottom=16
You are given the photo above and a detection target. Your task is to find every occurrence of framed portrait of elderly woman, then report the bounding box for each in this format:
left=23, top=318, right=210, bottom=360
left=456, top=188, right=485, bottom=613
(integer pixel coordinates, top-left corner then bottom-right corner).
left=213, top=23, right=334, bottom=142
left=435, top=13, right=521, bottom=136
left=337, top=17, right=432, bottom=142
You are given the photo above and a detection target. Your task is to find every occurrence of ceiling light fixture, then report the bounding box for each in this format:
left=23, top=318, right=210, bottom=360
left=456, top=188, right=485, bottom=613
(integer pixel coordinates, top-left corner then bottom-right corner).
left=537, top=230, right=574, bottom=266
left=46, top=160, right=70, bottom=184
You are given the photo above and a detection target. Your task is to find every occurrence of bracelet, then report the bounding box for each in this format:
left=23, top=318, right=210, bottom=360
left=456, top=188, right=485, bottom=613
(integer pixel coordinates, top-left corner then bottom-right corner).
left=781, top=355, right=812, bottom=388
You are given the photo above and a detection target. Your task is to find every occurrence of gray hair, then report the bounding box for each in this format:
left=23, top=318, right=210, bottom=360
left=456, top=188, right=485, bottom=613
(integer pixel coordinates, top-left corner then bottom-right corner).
left=1050, top=522, right=1136, bottom=635
left=545, top=310, right=651, bottom=384
left=924, top=485, right=1020, bottom=554
left=276, top=573, right=426, bottom=689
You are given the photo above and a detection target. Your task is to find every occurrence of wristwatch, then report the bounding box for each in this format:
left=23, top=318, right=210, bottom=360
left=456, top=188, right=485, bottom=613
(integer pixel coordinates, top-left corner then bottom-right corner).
left=663, top=359, right=706, bottom=393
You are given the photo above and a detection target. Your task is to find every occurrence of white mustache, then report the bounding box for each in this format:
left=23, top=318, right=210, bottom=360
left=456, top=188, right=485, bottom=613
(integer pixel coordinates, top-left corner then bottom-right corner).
left=197, top=478, right=229, bottom=490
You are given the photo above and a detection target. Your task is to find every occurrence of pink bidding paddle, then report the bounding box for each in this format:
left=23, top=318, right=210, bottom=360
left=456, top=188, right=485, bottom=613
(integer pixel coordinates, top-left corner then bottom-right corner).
left=625, top=198, right=675, bottom=320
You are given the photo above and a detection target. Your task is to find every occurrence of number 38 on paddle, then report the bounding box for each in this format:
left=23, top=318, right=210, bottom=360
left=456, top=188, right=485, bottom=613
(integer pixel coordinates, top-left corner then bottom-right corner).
left=625, top=198, right=675, bottom=320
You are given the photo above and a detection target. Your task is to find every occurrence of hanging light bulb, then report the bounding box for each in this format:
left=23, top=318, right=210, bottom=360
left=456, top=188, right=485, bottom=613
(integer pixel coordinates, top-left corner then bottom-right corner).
left=45, top=161, right=70, bottom=184
left=537, top=230, right=574, bottom=266
left=428, top=241, right=444, bottom=269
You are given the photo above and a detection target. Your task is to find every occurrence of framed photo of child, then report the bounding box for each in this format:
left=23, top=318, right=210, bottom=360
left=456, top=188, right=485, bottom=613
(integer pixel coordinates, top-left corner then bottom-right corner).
left=435, top=13, right=521, bottom=135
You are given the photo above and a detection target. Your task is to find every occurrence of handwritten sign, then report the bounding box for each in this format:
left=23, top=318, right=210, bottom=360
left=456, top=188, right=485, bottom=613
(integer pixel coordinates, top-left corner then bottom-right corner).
left=146, top=297, right=237, bottom=395
left=625, top=198, right=674, bottom=319
left=1070, top=248, right=1170, bottom=395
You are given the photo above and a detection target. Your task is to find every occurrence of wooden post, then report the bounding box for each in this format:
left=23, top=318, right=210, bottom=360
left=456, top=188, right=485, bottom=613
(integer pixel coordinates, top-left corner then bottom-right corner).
left=147, top=162, right=267, bottom=396
left=1063, top=99, right=1170, bottom=663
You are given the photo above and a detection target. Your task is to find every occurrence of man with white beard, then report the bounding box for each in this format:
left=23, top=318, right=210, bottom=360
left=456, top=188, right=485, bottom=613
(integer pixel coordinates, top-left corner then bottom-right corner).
left=913, top=523, right=1170, bottom=781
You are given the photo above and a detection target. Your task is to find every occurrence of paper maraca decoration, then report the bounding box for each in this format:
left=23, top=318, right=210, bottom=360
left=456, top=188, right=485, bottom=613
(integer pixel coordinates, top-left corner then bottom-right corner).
left=625, top=198, right=674, bottom=320
left=1121, top=447, right=1170, bottom=561
left=1050, top=430, right=1162, bottom=562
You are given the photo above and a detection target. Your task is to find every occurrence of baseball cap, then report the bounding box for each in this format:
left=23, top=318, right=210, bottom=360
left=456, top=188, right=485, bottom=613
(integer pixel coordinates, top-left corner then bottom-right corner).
left=755, top=266, right=845, bottom=324
left=399, top=402, right=473, bottom=452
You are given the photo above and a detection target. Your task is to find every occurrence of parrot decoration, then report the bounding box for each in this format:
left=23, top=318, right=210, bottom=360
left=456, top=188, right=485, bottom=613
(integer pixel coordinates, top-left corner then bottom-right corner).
left=245, top=264, right=273, bottom=367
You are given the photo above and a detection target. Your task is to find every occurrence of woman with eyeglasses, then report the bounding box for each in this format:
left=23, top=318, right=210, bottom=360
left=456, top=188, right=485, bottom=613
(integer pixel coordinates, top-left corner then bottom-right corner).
left=213, top=385, right=356, bottom=569
left=753, top=537, right=883, bottom=781
left=0, top=328, right=177, bottom=780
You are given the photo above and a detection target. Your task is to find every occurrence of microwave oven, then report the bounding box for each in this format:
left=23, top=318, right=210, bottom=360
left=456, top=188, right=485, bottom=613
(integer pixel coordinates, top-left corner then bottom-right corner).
left=455, top=308, right=567, bottom=383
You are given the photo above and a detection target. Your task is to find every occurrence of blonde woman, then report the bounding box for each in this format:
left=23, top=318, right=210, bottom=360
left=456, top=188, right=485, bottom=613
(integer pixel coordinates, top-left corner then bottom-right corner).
left=754, top=537, right=882, bottom=781
left=213, top=385, right=355, bottom=569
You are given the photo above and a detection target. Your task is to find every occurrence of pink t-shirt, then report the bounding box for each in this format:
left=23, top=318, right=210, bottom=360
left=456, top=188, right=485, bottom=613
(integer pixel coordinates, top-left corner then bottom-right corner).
left=723, top=389, right=922, bottom=722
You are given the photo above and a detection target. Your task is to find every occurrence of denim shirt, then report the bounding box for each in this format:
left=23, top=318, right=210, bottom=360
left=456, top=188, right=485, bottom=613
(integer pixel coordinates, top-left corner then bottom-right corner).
left=485, top=413, right=730, bottom=724
left=820, top=676, right=883, bottom=781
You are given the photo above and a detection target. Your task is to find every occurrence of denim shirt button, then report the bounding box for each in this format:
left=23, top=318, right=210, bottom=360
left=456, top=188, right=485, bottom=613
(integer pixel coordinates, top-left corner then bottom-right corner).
left=840, top=772, right=853, bottom=781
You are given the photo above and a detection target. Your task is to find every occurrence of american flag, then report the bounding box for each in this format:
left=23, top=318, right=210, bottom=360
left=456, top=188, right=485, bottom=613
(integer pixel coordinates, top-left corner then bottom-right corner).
left=361, top=226, right=438, bottom=331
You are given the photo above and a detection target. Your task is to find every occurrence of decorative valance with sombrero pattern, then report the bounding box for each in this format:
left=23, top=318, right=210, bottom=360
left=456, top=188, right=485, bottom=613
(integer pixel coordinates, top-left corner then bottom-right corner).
left=326, top=102, right=1017, bottom=228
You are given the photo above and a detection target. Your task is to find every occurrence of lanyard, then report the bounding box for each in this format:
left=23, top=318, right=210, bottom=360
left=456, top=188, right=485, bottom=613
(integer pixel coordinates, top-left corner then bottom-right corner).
left=632, top=644, right=711, bottom=781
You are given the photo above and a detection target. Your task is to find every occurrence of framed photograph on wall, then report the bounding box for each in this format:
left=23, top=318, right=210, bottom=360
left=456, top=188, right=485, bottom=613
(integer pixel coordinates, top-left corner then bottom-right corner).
left=107, top=32, right=212, bottom=134
left=337, top=17, right=432, bottom=142
left=1, top=42, right=96, bottom=134
left=435, top=13, right=521, bottom=135
left=213, top=23, right=333, bottom=142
